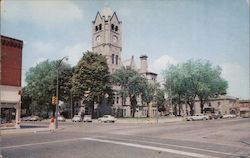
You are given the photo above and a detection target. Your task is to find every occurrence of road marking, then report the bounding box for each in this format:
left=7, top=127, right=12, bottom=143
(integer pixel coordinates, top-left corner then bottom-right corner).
left=82, top=137, right=218, bottom=158
left=96, top=136, right=240, bottom=157
left=1, top=138, right=81, bottom=149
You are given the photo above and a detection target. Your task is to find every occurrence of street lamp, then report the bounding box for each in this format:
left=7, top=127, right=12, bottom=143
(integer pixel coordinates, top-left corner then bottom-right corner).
left=55, top=56, right=68, bottom=129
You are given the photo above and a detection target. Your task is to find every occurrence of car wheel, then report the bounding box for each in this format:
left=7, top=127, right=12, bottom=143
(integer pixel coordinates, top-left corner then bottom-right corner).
left=203, top=117, right=206, bottom=120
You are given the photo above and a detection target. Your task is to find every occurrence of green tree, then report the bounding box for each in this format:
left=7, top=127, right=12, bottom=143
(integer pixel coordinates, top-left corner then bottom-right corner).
left=71, top=51, right=112, bottom=117
left=21, top=87, right=32, bottom=116
left=141, top=82, right=157, bottom=117
left=155, top=88, right=166, bottom=113
left=25, top=60, right=72, bottom=117
left=164, top=59, right=228, bottom=115
left=112, top=67, right=147, bottom=117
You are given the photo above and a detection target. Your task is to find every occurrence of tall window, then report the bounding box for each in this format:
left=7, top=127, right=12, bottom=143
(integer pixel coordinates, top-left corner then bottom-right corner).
left=111, top=24, right=114, bottom=30
left=115, top=26, right=118, bottom=31
left=99, top=24, right=102, bottom=30
left=95, top=26, right=98, bottom=32
left=112, top=54, right=115, bottom=64
left=116, top=97, right=119, bottom=104
left=115, top=55, right=118, bottom=65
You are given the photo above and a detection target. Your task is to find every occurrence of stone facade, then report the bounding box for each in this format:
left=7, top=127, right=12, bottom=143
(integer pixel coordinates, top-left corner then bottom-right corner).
left=169, top=95, right=241, bottom=116
left=92, top=11, right=122, bottom=74
left=238, top=100, right=250, bottom=117
left=90, top=10, right=157, bottom=118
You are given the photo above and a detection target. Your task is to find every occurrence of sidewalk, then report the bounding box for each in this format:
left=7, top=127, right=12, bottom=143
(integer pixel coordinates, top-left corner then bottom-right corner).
left=1, top=124, right=64, bottom=136
left=116, top=116, right=184, bottom=123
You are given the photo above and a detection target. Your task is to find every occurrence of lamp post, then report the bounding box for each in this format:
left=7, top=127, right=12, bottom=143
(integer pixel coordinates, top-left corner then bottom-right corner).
left=55, top=56, right=68, bottom=129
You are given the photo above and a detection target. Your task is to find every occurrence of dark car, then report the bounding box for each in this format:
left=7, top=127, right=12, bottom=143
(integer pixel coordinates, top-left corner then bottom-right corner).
left=211, top=113, right=222, bottom=119
left=0, top=117, right=7, bottom=124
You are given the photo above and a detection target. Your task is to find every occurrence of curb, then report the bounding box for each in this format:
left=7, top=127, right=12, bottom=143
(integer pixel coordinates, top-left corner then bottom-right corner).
left=1, top=127, right=66, bottom=136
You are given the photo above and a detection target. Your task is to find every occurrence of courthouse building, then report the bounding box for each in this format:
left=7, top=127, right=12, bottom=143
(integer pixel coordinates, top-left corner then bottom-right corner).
left=0, top=35, right=23, bottom=128
left=80, top=10, right=158, bottom=117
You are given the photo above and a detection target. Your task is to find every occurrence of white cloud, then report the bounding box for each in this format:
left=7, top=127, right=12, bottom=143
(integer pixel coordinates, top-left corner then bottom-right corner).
left=2, top=0, right=83, bottom=28
left=32, top=41, right=56, bottom=56
left=149, top=54, right=178, bottom=73
left=149, top=54, right=178, bottom=82
left=221, top=63, right=249, bottom=99
left=62, top=43, right=91, bottom=66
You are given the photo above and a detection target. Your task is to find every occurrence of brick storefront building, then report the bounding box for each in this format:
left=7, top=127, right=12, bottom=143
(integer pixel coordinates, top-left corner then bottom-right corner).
left=0, top=35, right=23, bottom=128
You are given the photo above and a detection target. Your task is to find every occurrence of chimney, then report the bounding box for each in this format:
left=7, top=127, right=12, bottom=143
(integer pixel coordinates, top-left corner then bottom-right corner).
left=140, top=54, right=148, bottom=73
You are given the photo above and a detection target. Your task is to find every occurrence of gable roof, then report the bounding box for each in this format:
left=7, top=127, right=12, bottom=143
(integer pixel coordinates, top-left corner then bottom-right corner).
left=92, top=12, right=102, bottom=24
left=110, top=12, right=121, bottom=24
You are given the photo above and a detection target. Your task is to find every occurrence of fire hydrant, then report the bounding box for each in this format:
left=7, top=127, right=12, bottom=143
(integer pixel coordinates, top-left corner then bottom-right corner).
left=49, top=117, right=55, bottom=130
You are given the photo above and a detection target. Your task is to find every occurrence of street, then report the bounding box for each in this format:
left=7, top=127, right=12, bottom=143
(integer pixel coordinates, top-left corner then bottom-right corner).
left=1, top=118, right=250, bottom=158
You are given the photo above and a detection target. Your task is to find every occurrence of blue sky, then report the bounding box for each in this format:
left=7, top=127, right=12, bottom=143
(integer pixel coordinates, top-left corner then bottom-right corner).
left=1, top=0, right=249, bottom=99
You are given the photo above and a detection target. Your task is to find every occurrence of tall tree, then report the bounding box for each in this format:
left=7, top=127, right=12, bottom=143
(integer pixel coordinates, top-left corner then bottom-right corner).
left=25, top=60, right=72, bottom=117
left=71, top=51, right=112, bottom=117
left=155, top=88, right=166, bottom=113
left=164, top=59, right=228, bottom=116
left=112, top=67, right=147, bottom=117
left=141, top=82, right=157, bottom=117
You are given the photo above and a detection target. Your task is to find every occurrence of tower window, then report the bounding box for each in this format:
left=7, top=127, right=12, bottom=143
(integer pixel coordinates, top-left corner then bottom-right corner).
left=95, top=26, right=98, bottom=32
left=112, top=54, right=115, bottom=64
left=115, top=26, right=118, bottom=31
left=99, top=24, right=102, bottom=30
left=116, top=97, right=119, bottom=104
left=111, top=24, right=114, bottom=30
left=115, top=55, right=118, bottom=65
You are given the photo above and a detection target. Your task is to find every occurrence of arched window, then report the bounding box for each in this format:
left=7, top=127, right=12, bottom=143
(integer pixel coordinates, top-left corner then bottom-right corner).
left=95, top=26, right=98, bottom=31
left=115, top=26, right=118, bottom=31
left=99, top=24, right=102, bottom=30
left=111, top=24, right=114, bottom=30
left=112, top=54, right=115, bottom=64
left=115, top=55, right=118, bottom=65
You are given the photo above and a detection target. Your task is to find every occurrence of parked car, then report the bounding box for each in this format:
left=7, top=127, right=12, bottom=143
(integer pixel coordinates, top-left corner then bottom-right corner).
left=72, top=115, right=82, bottom=122
left=98, top=115, right=117, bottom=123
left=0, top=117, right=7, bottom=124
left=83, top=115, right=92, bottom=122
left=57, top=115, right=66, bottom=122
left=21, top=116, right=31, bottom=121
left=29, top=116, right=43, bottom=121
left=211, top=113, right=223, bottom=119
left=222, top=114, right=236, bottom=119
left=186, top=114, right=209, bottom=121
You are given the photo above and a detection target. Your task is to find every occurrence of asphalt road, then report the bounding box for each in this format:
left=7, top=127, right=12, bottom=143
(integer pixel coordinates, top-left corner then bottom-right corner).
left=1, top=118, right=250, bottom=158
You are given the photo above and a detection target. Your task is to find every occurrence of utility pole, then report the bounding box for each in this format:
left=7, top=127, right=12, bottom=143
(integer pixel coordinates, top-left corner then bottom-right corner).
left=55, top=56, right=68, bottom=129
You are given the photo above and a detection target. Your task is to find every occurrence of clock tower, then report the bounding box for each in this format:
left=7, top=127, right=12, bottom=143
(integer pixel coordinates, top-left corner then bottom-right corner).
left=92, top=10, right=122, bottom=73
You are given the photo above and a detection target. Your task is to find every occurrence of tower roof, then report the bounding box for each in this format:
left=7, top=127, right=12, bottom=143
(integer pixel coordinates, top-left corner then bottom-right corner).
left=93, top=8, right=121, bottom=23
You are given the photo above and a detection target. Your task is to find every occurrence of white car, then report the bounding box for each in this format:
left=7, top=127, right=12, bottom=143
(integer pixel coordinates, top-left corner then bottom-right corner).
left=57, top=115, right=66, bottom=122
left=83, top=115, right=92, bottom=122
left=98, top=115, right=117, bottom=123
left=187, top=114, right=209, bottom=121
left=222, top=114, right=236, bottom=119
left=72, top=115, right=82, bottom=122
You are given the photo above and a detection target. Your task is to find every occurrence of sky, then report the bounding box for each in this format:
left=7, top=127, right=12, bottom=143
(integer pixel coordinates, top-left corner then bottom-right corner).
left=1, top=0, right=249, bottom=100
